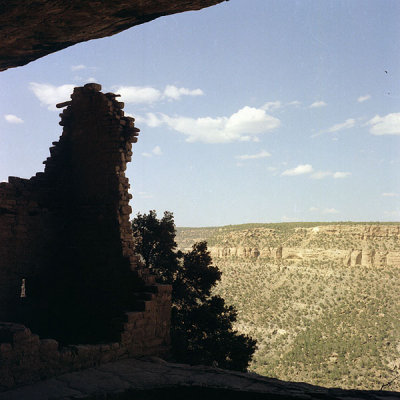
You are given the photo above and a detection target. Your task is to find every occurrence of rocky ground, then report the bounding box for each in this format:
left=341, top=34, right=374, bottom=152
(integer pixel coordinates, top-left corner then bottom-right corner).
left=1, top=357, right=399, bottom=399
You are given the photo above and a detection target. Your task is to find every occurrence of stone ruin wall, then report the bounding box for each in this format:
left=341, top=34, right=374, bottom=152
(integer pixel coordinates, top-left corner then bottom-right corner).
left=0, top=83, right=171, bottom=390
left=0, top=290, right=171, bottom=390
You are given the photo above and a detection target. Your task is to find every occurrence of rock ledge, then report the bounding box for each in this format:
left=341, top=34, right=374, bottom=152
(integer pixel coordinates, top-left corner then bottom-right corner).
left=0, top=0, right=226, bottom=71
left=0, top=357, right=398, bottom=399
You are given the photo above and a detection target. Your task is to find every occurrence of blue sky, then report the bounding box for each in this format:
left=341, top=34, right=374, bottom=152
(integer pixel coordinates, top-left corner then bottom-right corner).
left=1, top=0, right=399, bottom=226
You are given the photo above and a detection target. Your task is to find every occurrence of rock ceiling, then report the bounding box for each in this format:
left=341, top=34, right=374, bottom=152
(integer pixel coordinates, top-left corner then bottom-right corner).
left=0, top=0, right=225, bottom=71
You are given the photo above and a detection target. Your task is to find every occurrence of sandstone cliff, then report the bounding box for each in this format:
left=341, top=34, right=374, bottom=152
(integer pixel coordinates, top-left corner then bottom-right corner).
left=177, top=224, right=400, bottom=268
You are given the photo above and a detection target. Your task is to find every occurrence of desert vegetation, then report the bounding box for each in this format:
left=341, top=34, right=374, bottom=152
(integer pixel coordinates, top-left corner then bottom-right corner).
left=176, top=222, right=400, bottom=390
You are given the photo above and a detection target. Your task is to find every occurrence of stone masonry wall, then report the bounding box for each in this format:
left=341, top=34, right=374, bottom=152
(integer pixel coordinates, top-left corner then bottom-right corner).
left=0, top=83, right=171, bottom=389
left=0, top=283, right=171, bottom=390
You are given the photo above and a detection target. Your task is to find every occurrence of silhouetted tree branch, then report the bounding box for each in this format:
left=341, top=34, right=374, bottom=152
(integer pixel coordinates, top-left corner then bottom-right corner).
left=132, top=210, right=256, bottom=371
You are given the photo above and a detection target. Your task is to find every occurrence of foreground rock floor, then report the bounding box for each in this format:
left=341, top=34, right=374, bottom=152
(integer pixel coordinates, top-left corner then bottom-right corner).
left=0, top=357, right=399, bottom=400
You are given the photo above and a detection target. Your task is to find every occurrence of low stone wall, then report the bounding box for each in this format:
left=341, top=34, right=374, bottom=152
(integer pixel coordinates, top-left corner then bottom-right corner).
left=0, top=284, right=171, bottom=391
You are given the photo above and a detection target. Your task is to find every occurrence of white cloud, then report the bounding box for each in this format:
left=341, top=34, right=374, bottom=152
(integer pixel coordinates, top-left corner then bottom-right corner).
left=309, top=207, right=319, bottom=212
left=357, top=94, right=371, bottom=103
left=311, top=171, right=332, bottom=180
left=261, top=100, right=300, bottom=111
left=326, top=118, right=356, bottom=133
left=152, top=146, right=162, bottom=156
left=382, top=192, right=400, bottom=197
left=311, top=170, right=351, bottom=179
left=368, top=113, right=400, bottom=135
left=282, top=164, right=313, bottom=176
left=114, top=85, right=203, bottom=105
left=310, top=101, right=327, bottom=108
left=116, top=86, right=162, bottom=104
left=141, top=152, right=152, bottom=158
left=236, top=150, right=271, bottom=160
left=71, top=64, right=86, bottom=71
left=261, top=101, right=282, bottom=111
left=136, top=113, right=164, bottom=128
left=284, top=166, right=350, bottom=180
left=29, top=82, right=74, bottom=110
left=4, top=114, right=24, bottom=124
left=333, top=171, right=351, bottom=179
left=140, top=106, right=280, bottom=143
left=163, top=85, right=203, bottom=100
left=323, top=208, right=339, bottom=214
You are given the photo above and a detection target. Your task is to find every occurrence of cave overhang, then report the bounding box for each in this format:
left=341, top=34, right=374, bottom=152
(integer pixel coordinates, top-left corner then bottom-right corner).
left=0, top=0, right=226, bottom=71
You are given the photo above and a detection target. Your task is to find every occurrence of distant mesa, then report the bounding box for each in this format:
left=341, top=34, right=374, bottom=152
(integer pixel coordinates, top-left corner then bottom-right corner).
left=178, top=224, right=400, bottom=268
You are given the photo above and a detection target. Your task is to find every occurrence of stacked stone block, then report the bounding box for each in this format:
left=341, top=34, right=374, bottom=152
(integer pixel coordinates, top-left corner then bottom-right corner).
left=0, top=284, right=171, bottom=391
left=0, top=285, right=171, bottom=391
left=0, top=83, right=171, bottom=390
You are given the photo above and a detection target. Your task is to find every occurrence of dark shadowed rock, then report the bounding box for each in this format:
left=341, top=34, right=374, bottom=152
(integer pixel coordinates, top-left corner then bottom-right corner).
left=0, top=357, right=398, bottom=399
left=0, top=0, right=226, bottom=71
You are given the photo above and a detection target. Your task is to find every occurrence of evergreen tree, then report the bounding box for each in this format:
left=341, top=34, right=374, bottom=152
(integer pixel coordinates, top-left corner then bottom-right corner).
left=132, top=210, right=181, bottom=283
left=132, top=211, right=256, bottom=372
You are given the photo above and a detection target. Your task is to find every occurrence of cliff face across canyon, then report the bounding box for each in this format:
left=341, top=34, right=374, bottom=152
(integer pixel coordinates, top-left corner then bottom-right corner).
left=177, top=223, right=400, bottom=268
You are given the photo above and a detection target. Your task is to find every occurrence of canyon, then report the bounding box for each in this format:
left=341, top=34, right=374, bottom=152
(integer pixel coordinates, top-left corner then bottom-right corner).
left=1, top=1, right=399, bottom=397
left=176, top=222, right=400, bottom=391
